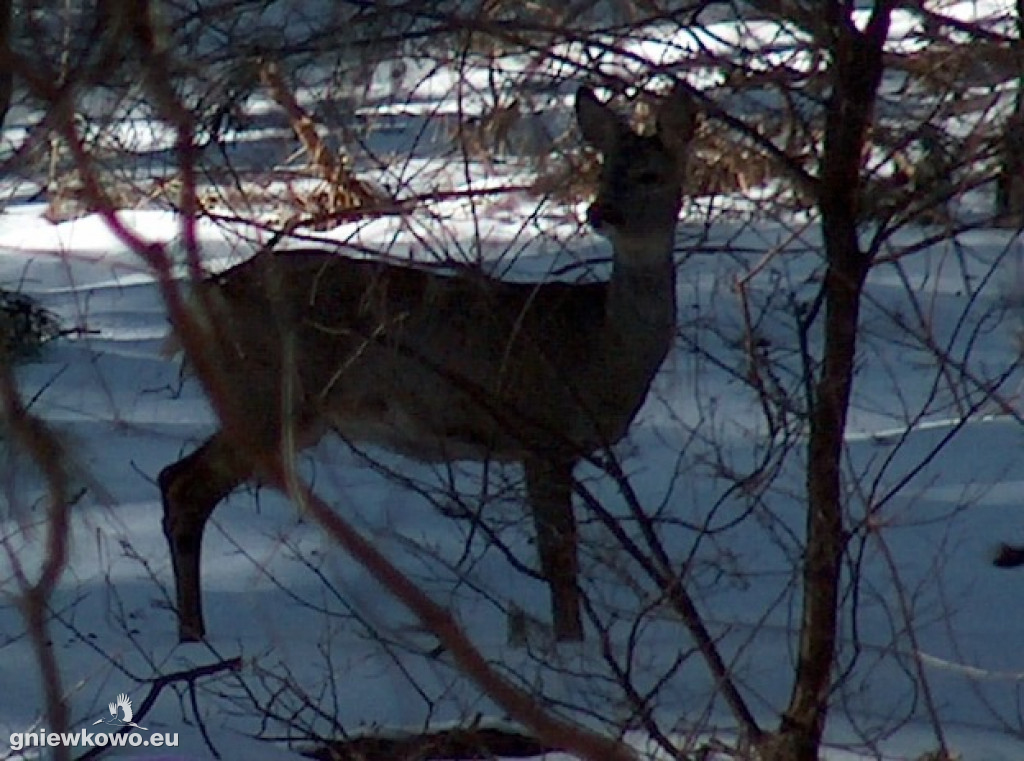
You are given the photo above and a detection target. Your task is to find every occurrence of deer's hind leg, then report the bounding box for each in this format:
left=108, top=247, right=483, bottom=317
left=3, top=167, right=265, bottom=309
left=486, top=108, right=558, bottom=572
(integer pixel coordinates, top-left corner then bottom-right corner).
left=525, top=457, right=583, bottom=641
left=159, top=432, right=250, bottom=642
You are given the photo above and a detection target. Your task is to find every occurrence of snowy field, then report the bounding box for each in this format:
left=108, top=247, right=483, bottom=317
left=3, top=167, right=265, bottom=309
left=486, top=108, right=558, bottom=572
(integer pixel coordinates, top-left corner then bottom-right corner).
left=3, top=3, right=1024, bottom=760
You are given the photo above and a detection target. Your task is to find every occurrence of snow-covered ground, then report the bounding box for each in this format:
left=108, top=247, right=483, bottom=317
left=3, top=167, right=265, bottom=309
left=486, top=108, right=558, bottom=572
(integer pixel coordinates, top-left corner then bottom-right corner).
left=2, top=202, right=1024, bottom=760
left=4, top=3, right=1024, bottom=760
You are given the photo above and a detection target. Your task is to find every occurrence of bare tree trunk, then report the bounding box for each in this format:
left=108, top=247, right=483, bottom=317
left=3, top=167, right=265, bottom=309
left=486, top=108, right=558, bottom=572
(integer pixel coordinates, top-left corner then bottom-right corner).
left=0, top=0, right=12, bottom=132
left=762, top=4, right=892, bottom=760
left=996, top=0, right=1024, bottom=226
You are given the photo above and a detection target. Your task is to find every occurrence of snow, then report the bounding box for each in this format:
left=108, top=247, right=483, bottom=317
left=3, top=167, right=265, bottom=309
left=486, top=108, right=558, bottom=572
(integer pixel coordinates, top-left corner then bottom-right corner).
left=4, top=5, right=1024, bottom=761
left=3, top=206, right=1023, bottom=760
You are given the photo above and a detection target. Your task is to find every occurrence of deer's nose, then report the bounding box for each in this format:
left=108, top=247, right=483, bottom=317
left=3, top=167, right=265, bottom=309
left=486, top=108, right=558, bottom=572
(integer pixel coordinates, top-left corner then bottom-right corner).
left=587, top=202, right=622, bottom=231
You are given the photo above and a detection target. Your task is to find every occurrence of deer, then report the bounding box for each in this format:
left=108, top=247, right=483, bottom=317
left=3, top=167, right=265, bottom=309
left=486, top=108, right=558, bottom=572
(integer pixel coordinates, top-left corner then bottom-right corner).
left=159, top=82, right=698, bottom=643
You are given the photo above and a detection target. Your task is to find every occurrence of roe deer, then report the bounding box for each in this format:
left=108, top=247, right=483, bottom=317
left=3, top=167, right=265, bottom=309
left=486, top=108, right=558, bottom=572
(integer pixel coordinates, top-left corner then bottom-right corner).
left=159, top=83, right=698, bottom=642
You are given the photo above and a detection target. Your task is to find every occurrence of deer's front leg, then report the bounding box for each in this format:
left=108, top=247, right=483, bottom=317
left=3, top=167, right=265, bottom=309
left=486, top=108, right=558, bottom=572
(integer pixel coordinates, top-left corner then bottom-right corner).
left=159, top=433, right=247, bottom=642
left=525, top=457, right=583, bottom=642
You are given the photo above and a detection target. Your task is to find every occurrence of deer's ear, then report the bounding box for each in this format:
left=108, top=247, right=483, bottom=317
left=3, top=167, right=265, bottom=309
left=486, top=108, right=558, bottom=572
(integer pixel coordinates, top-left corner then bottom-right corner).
left=575, top=87, right=621, bottom=153
left=656, top=82, right=699, bottom=159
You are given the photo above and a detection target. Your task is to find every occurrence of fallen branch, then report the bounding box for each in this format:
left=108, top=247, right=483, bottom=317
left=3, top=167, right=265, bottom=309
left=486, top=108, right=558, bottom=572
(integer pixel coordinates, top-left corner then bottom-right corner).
left=75, top=657, right=242, bottom=761
left=303, top=725, right=554, bottom=761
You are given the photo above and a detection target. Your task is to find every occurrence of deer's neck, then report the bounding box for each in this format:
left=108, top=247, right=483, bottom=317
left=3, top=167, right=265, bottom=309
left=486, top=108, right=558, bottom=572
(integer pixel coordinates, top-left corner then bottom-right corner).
left=579, top=237, right=676, bottom=442
left=606, top=237, right=677, bottom=357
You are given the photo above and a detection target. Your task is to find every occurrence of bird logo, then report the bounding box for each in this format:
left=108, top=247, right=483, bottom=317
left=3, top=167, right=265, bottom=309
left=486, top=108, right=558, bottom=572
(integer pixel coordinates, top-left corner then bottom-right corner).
left=91, top=693, right=147, bottom=729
